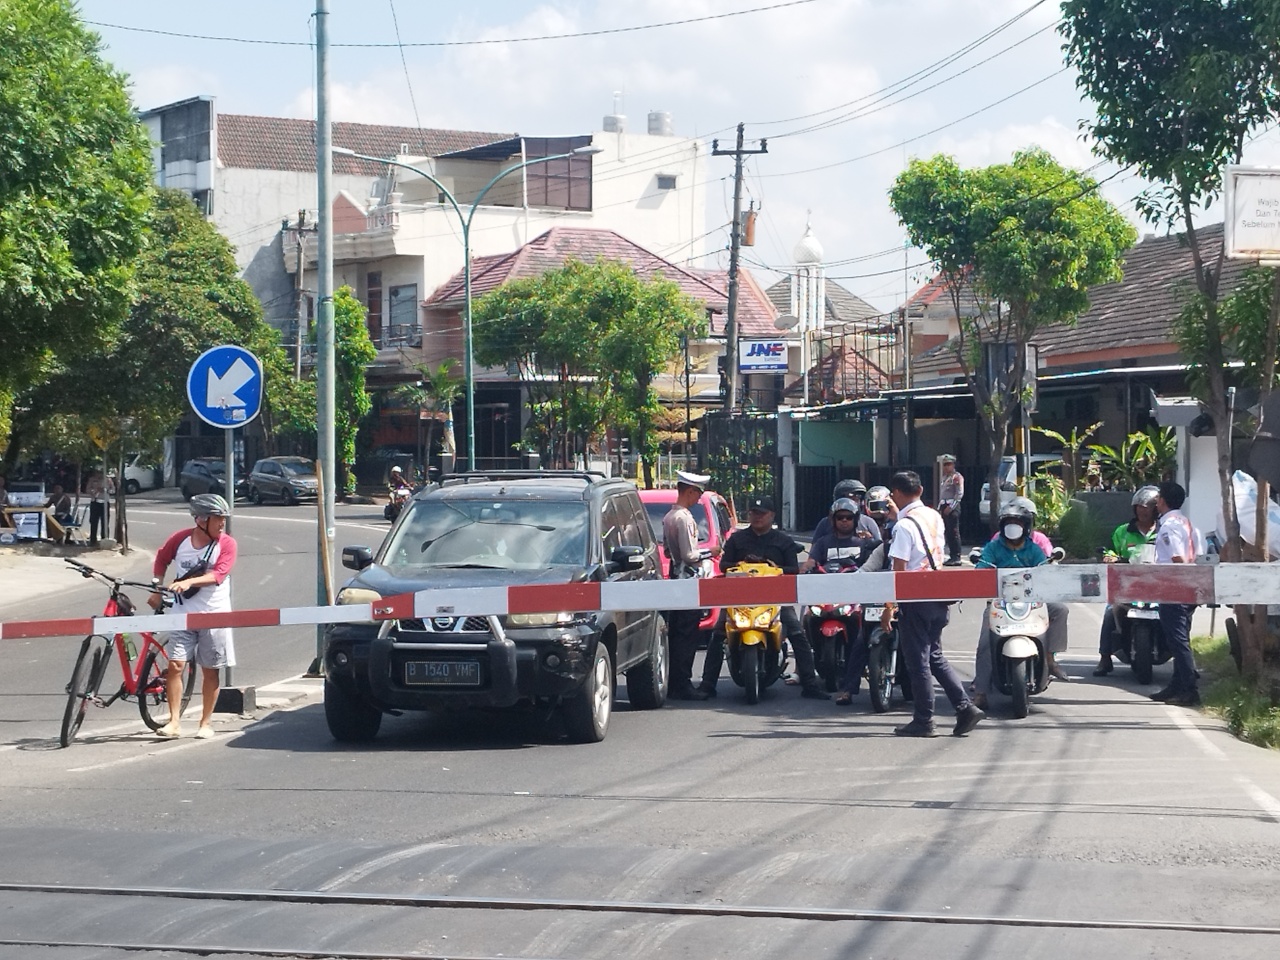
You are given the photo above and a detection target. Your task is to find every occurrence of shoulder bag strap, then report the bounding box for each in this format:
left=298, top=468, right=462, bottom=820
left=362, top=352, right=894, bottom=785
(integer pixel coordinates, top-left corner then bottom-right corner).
left=904, top=515, right=939, bottom=570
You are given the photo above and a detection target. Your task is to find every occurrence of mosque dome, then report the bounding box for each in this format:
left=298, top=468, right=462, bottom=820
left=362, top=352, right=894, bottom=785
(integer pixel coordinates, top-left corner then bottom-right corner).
left=794, top=223, right=824, bottom=265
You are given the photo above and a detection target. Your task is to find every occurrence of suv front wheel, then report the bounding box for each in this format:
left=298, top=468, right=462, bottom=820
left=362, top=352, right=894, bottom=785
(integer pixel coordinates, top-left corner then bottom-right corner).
left=625, top=619, right=668, bottom=710
left=324, top=677, right=382, bottom=742
left=563, top=642, right=613, bottom=743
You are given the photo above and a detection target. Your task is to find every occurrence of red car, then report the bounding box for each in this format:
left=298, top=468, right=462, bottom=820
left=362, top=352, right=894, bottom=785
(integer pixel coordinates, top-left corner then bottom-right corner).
left=638, top=487, right=735, bottom=640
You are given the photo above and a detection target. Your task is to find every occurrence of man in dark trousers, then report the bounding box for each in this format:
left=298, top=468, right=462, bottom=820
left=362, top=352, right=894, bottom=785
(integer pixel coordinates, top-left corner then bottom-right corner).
left=881, top=471, right=984, bottom=737
left=1150, top=481, right=1200, bottom=706
left=698, top=496, right=830, bottom=700
left=662, top=471, right=719, bottom=700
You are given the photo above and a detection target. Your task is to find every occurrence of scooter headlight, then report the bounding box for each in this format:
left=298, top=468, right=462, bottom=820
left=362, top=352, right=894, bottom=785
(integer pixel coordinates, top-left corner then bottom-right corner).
left=754, top=610, right=773, bottom=628
left=1002, top=601, right=1032, bottom=621
left=837, top=605, right=853, bottom=616
left=808, top=605, right=823, bottom=616
left=731, top=610, right=754, bottom=629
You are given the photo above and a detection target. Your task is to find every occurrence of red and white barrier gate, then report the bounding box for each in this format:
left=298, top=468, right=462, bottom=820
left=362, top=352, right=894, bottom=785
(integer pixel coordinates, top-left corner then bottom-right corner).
left=1, top=562, right=1275, bottom=641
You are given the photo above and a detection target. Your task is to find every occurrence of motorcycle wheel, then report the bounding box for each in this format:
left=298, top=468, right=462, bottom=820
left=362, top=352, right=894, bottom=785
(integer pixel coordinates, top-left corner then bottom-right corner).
left=1131, top=622, right=1154, bottom=685
left=742, top=644, right=761, bottom=705
left=820, top=633, right=839, bottom=692
left=868, top=638, right=892, bottom=714
left=1009, top=659, right=1030, bottom=719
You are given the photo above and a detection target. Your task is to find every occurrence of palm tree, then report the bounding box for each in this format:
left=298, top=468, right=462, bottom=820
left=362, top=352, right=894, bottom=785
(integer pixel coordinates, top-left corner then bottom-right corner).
left=394, top=359, right=463, bottom=480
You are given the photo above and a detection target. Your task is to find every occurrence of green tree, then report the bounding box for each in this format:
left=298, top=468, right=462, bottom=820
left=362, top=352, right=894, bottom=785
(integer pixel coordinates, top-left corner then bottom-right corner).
left=332, top=287, right=377, bottom=494
left=472, top=258, right=704, bottom=478
left=0, top=0, right=153, bottom=452
left=1063, top=0, right=1280, bottom=686
left=9, top=191, right=314, bottom=464
left=890, top=148, right=1135, bottom=528
left=393, top=358, right=463, bottom=477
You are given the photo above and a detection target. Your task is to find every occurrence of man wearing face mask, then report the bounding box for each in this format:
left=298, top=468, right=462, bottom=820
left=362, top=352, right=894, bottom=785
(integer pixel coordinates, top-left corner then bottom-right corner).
left=969, top=497, right=1071, bottom=708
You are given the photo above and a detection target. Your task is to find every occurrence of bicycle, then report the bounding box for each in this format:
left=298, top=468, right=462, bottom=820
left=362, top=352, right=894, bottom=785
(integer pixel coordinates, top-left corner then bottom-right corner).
left=59, top=558, right=192, bottom=747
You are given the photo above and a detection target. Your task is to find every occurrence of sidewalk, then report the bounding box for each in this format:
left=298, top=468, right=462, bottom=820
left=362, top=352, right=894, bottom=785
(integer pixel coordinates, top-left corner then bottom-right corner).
left=0, top=546, right=152, bottom=609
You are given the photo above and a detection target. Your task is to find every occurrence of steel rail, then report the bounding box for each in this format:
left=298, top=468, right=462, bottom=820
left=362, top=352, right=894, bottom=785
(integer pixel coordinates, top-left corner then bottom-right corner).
left=2, top=881, right=1280, bottom=937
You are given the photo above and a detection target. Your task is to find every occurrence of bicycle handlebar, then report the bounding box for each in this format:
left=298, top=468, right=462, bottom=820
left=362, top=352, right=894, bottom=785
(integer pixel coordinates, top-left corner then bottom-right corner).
left=63, top=558, right=178, bottom=603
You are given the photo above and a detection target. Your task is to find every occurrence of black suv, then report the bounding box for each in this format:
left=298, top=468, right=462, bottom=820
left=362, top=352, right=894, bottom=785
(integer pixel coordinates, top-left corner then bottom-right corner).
left=178, top=458, right=227, bottom=500
left=323, top=471, right=669, bottom=743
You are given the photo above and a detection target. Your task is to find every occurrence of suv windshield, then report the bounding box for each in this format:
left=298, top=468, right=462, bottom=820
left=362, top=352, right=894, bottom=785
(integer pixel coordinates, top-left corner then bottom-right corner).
left=643, top=501, right=710, bottom=542
left=383, top=499, right=590, bottom=571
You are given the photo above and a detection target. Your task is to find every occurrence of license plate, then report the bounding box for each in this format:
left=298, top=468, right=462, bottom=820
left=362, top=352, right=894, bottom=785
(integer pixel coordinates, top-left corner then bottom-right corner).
left=864, top=606, right=885, bottom=619
left=404, top=661, right=481, bottom=686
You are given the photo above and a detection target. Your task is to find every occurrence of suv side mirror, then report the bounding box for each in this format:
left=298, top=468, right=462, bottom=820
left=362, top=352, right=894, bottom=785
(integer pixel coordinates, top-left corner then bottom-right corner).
left=608, top=545, right=645, bottom=572
left=342, top=545, right=374, bottom=570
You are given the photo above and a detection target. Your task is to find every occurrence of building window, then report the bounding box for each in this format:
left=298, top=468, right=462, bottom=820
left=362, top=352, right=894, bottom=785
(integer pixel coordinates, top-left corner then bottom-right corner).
left=389, top=284, right=420, bottom=345
left=366, top=272, right=383, bottom=347
left=656, top=174, right=677, bottom=191
left=524, top=136, right=593, bottom=212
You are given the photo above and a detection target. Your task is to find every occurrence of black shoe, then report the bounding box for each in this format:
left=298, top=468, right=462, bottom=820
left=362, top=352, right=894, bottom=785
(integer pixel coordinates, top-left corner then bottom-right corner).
left=894, top=719, right=938, bottom=737
left=1150, top=687, right=1177, bottom=702
left=669, top=686, right=709, bottom=701
left=801, top=684, right=831, bottom=700
left=1165, top=690, right=1202, bottom=707
left=696, top=683, right=718, bottom=699
left=953, top=703, right=985, bottom=736
left=1092, top=658, right=1113, bottom=677
left=943, top=558, right=963, bottom=567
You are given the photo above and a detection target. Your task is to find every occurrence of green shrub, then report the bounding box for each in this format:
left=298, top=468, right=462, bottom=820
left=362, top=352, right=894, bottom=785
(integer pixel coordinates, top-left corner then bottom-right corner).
left=1193, top=634, right=1280, bottom=750
left=1056, top=502, right=1109, bottom=559
left=1030, top=471, right=1070, bottom=536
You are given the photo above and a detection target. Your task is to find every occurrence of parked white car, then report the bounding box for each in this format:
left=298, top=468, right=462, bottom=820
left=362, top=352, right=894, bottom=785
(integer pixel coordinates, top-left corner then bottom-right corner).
left=121, top=454, right=161, bottom=495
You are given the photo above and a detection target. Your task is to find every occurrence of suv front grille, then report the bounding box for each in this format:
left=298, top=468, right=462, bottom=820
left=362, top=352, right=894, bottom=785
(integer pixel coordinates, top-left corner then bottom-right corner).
left=397, top=617, right=491, bottom=635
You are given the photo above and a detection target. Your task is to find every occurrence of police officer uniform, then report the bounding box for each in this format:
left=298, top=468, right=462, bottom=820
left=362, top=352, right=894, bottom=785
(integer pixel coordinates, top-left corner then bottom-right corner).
left=663, top=471, right=712, bottom=699
left=698, top=496, right=829, bottom=699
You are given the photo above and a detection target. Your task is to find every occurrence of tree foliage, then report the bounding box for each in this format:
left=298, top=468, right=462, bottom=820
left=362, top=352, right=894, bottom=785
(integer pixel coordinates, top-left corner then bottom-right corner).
left=472, top=258, right=706, bottom=479
left=890, top=148, right=1135, bottom=524
left=0, top=0, right=154, bottom=447
left=332, top=287, right=377, bottom=494
left=1063, top=0, right=1280, bottom=686
left=8, top=190, right=314, bottom=463
left=394, top=358, right=463, bottom=473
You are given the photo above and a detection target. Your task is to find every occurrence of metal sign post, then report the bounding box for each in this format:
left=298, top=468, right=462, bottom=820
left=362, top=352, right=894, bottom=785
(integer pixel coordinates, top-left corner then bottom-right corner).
left=186, top=345, right=263, bottom=699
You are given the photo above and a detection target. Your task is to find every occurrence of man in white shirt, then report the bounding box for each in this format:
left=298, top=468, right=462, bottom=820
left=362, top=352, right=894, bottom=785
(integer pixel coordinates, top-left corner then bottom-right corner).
left=882, top=470, right=985, bottom=737
left=1150, top=481, right=1199, bottom=706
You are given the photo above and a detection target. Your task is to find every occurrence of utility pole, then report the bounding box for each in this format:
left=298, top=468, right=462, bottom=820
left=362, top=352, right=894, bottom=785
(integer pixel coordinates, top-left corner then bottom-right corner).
left=713, top=123, right=767, bottom=412
left=290, top=209, right=316, bottom=381
left=313, top=0, right=336, bottom=669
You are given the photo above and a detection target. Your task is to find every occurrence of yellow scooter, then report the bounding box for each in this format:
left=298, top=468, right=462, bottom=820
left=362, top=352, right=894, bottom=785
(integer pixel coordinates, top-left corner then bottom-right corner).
left=723, top=561, right=786, bottom=704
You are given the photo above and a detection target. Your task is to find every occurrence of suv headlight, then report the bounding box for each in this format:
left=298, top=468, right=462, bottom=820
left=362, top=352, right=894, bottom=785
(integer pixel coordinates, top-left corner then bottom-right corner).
left=336, top=587, right=382, bottom=605
left=507, top=611, right=577, bottom=626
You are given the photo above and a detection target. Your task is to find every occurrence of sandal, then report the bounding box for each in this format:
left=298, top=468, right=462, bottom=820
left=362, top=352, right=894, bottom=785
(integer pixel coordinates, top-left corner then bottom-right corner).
left=784, top=675, right=800, bottom=686
left=835, top=692, right=853, bottom=706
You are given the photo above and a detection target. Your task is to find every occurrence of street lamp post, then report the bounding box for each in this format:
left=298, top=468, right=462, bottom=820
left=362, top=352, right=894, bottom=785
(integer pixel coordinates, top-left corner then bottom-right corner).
left=334, top=144, right=602, bottom=471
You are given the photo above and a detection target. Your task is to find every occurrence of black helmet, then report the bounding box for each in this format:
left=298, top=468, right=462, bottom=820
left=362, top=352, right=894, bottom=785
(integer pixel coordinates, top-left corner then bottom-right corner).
left=998, top=496, right=1037, bottom=527
left=833, top=479, right=867, bottom=501
left=830, top=497, right=859, bottom=519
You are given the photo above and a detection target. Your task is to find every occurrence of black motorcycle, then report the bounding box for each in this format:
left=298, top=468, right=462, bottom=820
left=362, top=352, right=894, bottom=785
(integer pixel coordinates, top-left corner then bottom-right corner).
left=858, top=604, right=912, bottom=712
left=1107, top=602, right=1171, bottom=685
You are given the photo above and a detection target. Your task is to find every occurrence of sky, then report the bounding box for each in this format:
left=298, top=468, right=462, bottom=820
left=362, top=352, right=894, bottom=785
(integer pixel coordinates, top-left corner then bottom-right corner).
left=76, top=0, right=1280, bottom=313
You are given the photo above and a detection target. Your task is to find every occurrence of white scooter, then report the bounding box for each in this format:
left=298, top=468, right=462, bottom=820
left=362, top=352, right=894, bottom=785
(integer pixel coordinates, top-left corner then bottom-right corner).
left=971, top=546, right=1062, bottom=718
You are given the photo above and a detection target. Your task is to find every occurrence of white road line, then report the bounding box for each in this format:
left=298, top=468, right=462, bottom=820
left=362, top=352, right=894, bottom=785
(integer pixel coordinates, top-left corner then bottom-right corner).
left=1166, top=705, right=1280, bottom=823
left=128, top=509, right=385, bottom=532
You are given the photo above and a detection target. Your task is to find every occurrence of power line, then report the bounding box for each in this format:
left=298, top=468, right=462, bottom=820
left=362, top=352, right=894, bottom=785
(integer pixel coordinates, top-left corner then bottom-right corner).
left=770, top=22, right=1057, bottom=140
left=386, top=0, right=426, bottom=155
left=757, top=68, right=1070, bottom=179
left=747, top=0, right=1050, bottom=128
left=84, top=1, right=824, bottom=48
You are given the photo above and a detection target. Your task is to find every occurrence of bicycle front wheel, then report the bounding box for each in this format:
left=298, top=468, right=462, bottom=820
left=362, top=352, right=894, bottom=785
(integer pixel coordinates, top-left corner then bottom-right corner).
left=61, top=636, right=108, bottom=748
left=138, top=645, right=196, bottom=731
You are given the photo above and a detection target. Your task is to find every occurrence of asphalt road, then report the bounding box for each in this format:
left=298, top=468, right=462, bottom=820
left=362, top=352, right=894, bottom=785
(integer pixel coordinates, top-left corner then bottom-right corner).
left=2, top=493, right=1279, bottom=959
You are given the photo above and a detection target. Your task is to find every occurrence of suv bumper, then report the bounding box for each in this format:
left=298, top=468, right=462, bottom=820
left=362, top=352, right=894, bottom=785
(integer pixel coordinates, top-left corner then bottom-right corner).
left=326, top=620, right=599, bottom=711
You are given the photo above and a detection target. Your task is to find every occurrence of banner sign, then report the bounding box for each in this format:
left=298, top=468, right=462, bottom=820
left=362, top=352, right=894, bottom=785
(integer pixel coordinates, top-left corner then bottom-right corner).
left=738, top=339, right=789, bottom=372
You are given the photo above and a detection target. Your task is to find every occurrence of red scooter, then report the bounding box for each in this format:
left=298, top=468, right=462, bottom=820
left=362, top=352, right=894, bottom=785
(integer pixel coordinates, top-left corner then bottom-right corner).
left=804, top=558, right=861, bottom=693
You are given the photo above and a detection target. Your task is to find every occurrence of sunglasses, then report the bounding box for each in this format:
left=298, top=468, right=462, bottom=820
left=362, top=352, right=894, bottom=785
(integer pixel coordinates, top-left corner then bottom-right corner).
left=834, top=514, right=856, bottom=522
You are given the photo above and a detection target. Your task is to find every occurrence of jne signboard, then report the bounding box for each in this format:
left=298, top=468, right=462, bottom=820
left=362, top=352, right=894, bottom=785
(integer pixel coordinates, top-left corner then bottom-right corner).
left=738, top=339, right=789, bottom=372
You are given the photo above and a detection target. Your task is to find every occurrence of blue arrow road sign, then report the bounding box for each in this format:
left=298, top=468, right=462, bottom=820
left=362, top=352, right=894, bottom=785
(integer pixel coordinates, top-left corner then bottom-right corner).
left=187, top=344, right=264, bottom=428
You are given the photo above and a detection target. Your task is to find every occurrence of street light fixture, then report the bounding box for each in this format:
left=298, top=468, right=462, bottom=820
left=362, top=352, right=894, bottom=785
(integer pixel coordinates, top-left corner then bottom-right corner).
left=333, top=142, right=603, bottom=471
